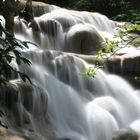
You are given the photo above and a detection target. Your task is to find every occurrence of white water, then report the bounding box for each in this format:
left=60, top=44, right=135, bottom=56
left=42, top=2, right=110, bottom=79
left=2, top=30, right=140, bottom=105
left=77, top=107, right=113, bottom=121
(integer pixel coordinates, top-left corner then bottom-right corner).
left=1, top=3, right=140, bottom=140
left=19, top=50, right=140, bottom=140
left=15, top=48, right=140, bottom=140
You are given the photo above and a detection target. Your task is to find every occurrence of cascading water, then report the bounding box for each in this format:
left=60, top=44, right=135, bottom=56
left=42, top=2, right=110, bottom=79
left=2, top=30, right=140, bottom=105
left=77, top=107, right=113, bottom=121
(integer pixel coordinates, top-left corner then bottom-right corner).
left=1, top=2, right=140, bottom=140
left=18, top=50, right=140, bottom=140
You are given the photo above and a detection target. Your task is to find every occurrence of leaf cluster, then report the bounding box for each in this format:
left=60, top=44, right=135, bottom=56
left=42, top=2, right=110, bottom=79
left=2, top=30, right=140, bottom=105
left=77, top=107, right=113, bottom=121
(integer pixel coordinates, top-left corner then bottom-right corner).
left=0, top=22, right=32, bottom=85
left=38, top=0, right=140, bottom=20
left=113, top=10, right=140, bottom=22
left=82, top=22, right=140, bottom=78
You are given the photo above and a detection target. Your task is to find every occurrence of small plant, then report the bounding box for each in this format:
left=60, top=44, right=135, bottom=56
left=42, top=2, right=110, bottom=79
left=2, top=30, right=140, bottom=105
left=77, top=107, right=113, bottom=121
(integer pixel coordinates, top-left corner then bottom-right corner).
left=81, top=22, right=140, bottom=77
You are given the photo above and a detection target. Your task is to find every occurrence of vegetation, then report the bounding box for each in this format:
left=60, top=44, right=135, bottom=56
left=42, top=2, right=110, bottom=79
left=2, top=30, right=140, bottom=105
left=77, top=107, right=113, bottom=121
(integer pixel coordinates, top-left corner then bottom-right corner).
left=34, top=0, right=140, bottom=21
left=0, top=0, right=139, bottom=83
left=0, top=0, right=139, bottom=124
left=81, top=23, right=140, bottom=78
left=0, top=23, right=32, bottom=85
left=0, top=0, right=33, bottom=119
left=0, top=0, right=139, bottom=82
left=0, top=0, right=32, bottom=86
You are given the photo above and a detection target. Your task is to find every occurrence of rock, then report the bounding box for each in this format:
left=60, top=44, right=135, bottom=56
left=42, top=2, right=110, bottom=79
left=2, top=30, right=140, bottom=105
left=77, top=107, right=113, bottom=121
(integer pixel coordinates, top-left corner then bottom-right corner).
left=112, top=128, right=139, bottom=140
left=0, top=81, right=54, bottom=140
left=65, top=24, right=105, bottom=54
left=106, top=54, right=140, bottom=76
left=39, top=19, right=61, bottom=36
left=29, top=20, right=39, bottom=32
left=106, top=53, right=140, bottom=87
left=17, top=0, right=58, bottom=17
left=55, top=138, right=71, bottom=140
left=0, top=126, right=26, bottom=140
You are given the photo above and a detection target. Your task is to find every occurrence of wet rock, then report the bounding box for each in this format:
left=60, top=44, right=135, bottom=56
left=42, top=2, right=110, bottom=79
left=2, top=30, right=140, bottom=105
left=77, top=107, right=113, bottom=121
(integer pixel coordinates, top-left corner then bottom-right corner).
left=0, top=81, right=54, bottom=140
left=17, top=0, right=58, bottom=17
left=39, top=19, right=61, bottom=36
left=0, top=126, right=26, bottom=140
left=106, top=53, right=140, bottom=87
left=65, top=24, right=105, bottom=54
left=106, top=54, right=140, bottom=76
left=29, top=20, right=39, bottom=32
left=112, top=128, right=139, bottom=140
left=56, top=138, right=71, bottom=140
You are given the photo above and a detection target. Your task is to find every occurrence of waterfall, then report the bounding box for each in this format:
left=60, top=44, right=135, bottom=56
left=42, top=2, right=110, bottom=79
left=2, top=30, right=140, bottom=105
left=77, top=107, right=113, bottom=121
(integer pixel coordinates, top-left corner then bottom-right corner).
left=17, top=50, right=140, bottom=140
left=1, top=3, right=140, bottom=140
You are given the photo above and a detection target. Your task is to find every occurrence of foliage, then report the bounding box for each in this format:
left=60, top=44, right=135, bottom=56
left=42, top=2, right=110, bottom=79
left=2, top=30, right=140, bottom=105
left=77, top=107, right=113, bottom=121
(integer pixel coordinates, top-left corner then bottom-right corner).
left=35, top=0, right=140, bottom=21
left=81, top=22, right=140, bottom=77
left=0, top=22, right=32, bottom=86
left=113, top=10, right=140, bottom=22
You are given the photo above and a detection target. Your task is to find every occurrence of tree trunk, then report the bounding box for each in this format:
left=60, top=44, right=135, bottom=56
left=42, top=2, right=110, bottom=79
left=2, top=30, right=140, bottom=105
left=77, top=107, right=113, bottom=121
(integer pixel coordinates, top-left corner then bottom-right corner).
left=0, top=0, right=33, bottom=34
left=19, top=0, right=33, bottom=23
left=1, top=0, right=19, bottom=34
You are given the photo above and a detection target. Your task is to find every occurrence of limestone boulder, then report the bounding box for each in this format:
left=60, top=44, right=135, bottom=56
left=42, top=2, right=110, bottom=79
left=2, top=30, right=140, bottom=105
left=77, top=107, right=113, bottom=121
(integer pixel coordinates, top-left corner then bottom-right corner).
left=0, top=126, right=26, bottom=140
left=0, top=81, right=55, bottom=140
left=64, top=24, right=105, bottom=54
left=105, top=53, right=140, bottom=87
left=112, top=129, right=139, bottom=140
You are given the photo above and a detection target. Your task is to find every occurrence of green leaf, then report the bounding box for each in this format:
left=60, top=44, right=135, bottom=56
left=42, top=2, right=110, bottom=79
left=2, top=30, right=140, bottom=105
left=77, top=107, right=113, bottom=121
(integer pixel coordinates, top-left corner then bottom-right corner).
left=86, top=67, right=92, bottom=75
left=22, top=41, right=29, bottom=48
left=20, top=57, right=31, bottom=65
left=5, top=55, right=14, bottom=63
left=16, top=58, right=21, bottom=65
left=19, top=73, right=26, bottom=82
left=98, top=50, right=103, bottom=56
left=13, top=50, right=21, bottom=57
left=4, top=47, right=14, bottom=53
left=19, top=73, right=32, bottom=84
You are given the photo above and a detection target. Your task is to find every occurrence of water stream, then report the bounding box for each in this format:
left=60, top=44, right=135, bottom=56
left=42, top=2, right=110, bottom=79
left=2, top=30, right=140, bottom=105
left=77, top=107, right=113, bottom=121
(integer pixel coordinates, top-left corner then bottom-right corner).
left=1, top=3, right=140, bottom=140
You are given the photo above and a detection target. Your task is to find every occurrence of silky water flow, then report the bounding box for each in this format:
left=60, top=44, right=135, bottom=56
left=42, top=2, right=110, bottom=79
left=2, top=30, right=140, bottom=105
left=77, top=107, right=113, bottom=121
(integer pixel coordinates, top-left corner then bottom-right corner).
left=1, top=4, right=140, bottom=140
